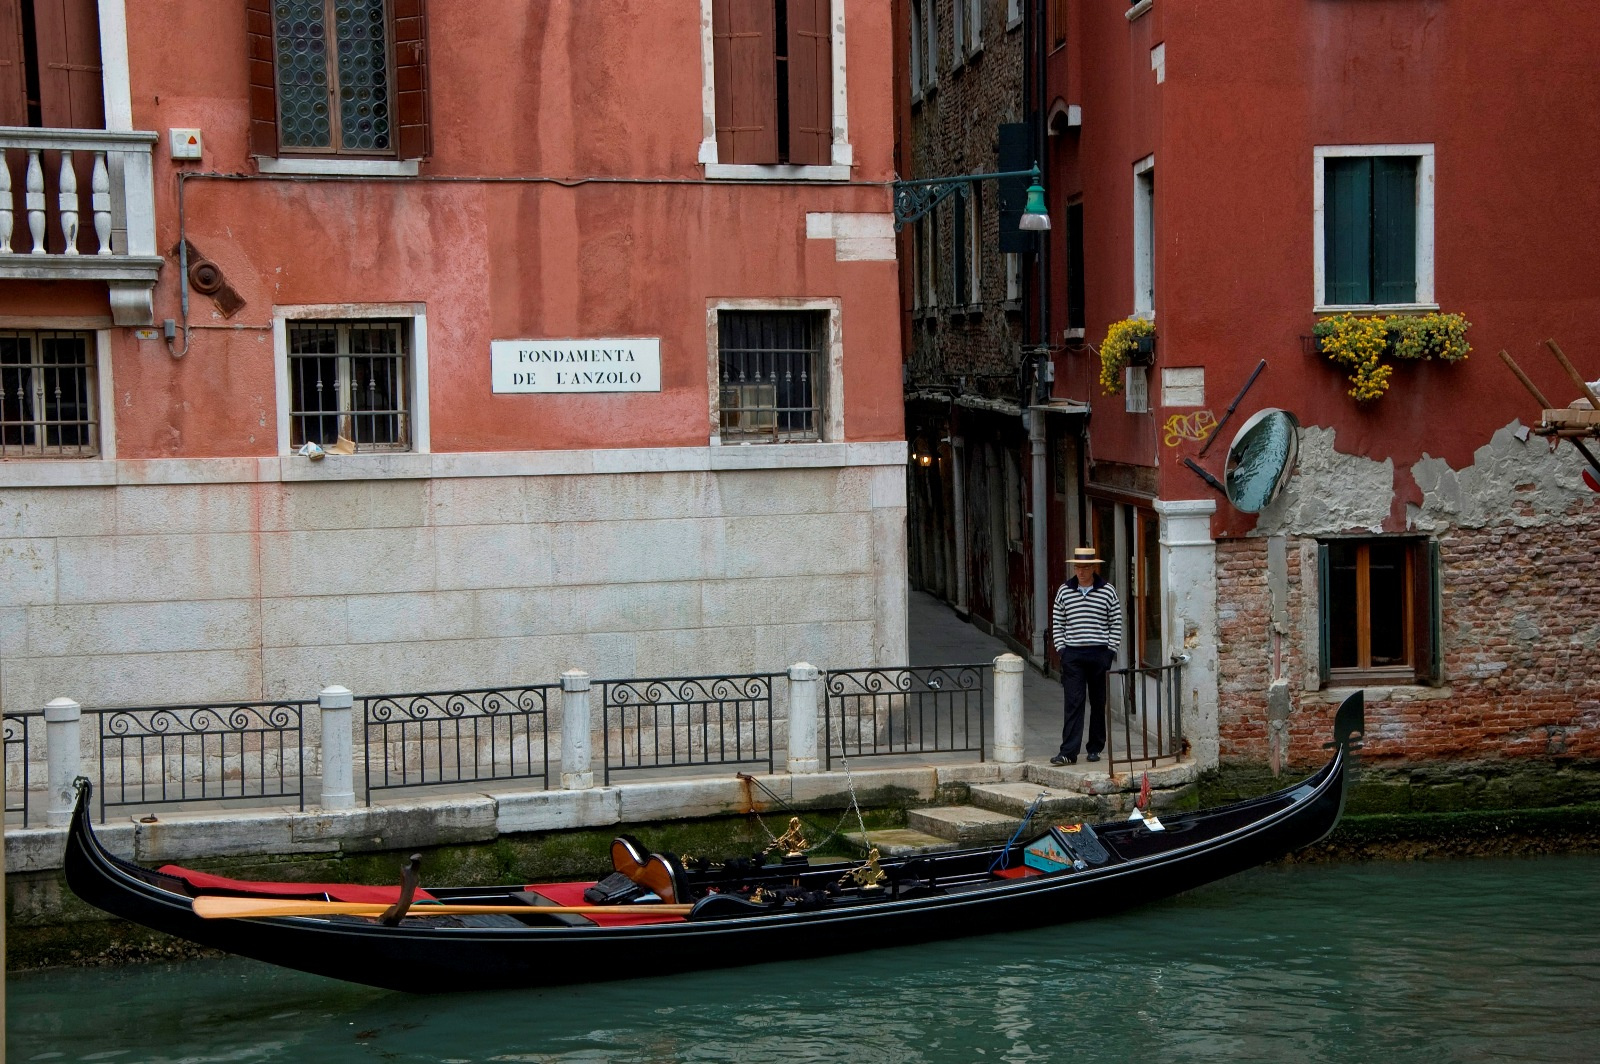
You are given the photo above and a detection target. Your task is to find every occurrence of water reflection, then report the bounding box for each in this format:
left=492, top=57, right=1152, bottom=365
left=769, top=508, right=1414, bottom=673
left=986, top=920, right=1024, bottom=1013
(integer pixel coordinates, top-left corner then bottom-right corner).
left=10, top=856, right=1598, bottom=1063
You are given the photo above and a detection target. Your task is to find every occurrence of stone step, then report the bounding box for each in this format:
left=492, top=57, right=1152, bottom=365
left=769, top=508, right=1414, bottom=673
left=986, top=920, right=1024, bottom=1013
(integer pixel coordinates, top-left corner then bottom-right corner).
left=847, top=828, right=957, bottom=858
left=906, top=804, right=1021, bottom=845
left=967, top=781, right=1110, bottom=820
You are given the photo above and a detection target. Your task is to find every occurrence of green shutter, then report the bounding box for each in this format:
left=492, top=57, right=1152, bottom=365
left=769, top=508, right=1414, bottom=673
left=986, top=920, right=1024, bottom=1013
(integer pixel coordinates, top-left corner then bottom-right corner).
left=1324, top=158, right=1372, bottom=305
left=1317, top=542, right=1331, bottom=687
left=1373, top=157, right=1418, bottom=304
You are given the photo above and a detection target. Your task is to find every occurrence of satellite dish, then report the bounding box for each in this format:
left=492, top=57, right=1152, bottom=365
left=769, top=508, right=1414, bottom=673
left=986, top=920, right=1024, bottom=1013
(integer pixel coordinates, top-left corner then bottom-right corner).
left=1224, top=408, right=1299, bottom=512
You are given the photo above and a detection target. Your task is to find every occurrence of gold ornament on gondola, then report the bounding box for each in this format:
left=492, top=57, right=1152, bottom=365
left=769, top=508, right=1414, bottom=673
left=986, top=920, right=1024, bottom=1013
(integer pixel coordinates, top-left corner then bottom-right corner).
left=770, top=816, right=810, bottom=858
left=847, top=847, right=887, bottom=891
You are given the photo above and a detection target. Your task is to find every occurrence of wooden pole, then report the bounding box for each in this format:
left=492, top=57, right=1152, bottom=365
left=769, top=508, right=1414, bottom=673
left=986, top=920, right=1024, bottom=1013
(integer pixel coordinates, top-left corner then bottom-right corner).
left=1500, top=349, right=1600, bottom=478
left=1499, top=349, right=1554, bottom=408
left=1545, top=340, right=1600, bottom=411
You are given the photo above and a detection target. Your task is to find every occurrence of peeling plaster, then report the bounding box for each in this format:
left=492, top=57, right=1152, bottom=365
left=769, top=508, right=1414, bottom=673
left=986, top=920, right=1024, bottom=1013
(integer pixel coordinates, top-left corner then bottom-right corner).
left=1410, top=421, right=1592, bottom=531
left=1253, top=426, right=1393, bottom=536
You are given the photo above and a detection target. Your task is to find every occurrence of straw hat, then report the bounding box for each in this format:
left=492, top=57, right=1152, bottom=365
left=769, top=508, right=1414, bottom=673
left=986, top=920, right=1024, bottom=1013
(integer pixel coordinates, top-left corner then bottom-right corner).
left=1071, top=547, right=1105, bottom=565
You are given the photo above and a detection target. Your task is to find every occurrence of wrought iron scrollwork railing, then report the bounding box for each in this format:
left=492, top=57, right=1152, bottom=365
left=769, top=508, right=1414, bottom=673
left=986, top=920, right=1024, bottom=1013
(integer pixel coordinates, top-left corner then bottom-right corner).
left=823, top=664, right=990, bottom=768
left=4, top=711, right=37, bottom=826
left=361, top=686, right=554, bottom=800
left=91, top=701, right=308, bottom=819
left=1106, top=659, right=1186, bottom=771
left=600, top=674, right=776, bottom=785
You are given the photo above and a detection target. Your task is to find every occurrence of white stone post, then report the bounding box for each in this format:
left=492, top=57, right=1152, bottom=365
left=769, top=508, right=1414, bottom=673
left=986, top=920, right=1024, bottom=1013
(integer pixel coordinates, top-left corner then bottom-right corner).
left=992, top=655, right=1026, bottom=765
left=318, top=685, right=355, bottom=810
left=786, top=662, right=821, bottom=774
left=1156, top=498, right=1219, bottom=768
left=44, top=697, right=83, bottom=828
left=561, top=670, right=594, bottom=790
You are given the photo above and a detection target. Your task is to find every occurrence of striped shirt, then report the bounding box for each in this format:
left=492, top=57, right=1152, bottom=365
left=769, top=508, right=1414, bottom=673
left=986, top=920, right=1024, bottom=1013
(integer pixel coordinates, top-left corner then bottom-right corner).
left=1051, top=576, right=1122, bottom=653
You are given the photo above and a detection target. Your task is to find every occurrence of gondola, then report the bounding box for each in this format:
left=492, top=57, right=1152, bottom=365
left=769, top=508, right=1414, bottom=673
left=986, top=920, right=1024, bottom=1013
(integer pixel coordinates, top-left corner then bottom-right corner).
left=63, top=692, right=1363, bottom=993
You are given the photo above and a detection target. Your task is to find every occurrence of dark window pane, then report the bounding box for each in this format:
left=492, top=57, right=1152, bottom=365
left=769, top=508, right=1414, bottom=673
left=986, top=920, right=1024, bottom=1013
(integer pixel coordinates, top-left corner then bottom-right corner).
left=1366, top=539, right=1409, bottom=666
left=1324, top=157, right=1372, bottom=305
left=1327, top=540, right=1359, bottom=669
left=718, top=310, right=823, bottom=441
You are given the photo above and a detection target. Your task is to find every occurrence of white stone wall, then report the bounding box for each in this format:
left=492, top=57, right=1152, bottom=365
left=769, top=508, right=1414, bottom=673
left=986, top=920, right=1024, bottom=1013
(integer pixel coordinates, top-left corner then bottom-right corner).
left=0, top=450, right=910, bottom=715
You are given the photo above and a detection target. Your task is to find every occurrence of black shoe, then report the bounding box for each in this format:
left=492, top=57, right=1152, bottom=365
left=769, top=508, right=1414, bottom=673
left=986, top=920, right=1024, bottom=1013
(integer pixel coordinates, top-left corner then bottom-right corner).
left=1086, top=753, right=1101, bottom=763
left=1050, top=755, right=1076, bottom=766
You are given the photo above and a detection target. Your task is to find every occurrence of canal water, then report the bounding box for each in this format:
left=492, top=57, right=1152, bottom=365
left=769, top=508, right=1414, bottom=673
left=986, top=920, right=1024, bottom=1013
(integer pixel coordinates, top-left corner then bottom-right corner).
left=9, top=855, right=1598, bottom=1063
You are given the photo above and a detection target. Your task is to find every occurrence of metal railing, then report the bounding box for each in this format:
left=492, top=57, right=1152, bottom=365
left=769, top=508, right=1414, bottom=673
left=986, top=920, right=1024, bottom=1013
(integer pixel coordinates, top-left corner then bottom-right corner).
left=90, top=700, right=309, bottom=819
left=1106, top=659, right=1186, bottom=771
left=362, top=685, right=554, bottom=800
left=4, top=711, right=37, bottom=826
left=823, top=664, right=990, bottom=768
left=600, top=674, right=777, bottom=785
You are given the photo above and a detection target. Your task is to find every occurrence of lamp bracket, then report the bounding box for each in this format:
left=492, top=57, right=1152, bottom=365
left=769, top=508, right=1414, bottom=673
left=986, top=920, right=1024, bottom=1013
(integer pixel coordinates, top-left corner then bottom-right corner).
left=891, top=165, right=1042, bottom=231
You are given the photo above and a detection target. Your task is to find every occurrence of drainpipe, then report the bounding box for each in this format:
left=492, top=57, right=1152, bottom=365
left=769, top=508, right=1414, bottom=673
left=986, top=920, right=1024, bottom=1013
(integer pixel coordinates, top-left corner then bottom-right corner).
left=951, top=433, right=969, bottom=616
left=1029, top=413, right=1048, bottom=662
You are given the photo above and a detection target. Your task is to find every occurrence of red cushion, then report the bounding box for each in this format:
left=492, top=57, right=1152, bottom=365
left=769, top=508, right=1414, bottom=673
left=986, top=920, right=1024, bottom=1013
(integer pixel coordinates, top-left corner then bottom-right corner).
left=532, top=881, right=686, bottom=926
left=159, top=865, right=436, bottom=903
left=991, top=865, right=1042, bottom=879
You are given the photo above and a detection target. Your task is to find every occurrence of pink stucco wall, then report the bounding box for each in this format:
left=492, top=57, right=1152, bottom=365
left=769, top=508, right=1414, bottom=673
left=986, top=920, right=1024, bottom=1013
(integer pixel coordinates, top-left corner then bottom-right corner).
left=4, top=0, right=903, bottom=458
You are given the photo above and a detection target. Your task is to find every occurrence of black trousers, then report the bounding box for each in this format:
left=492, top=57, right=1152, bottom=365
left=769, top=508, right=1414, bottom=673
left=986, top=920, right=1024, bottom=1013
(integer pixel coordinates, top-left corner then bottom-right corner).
left=1059, top=645, right=1111, bottom=759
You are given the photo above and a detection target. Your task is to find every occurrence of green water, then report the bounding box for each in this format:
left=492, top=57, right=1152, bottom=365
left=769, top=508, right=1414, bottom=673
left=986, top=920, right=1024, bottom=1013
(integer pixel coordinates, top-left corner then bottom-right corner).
left=9, top=856, right=1598, bottom=1063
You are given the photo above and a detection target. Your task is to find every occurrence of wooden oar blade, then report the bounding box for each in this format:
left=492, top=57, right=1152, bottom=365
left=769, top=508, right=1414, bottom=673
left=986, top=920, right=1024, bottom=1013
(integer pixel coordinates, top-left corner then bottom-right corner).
left=191, top=896, right=692, bottom=920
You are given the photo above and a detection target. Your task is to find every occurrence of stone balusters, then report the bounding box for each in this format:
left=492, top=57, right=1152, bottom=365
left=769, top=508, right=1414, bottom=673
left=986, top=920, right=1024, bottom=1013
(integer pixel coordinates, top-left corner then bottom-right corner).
left=91, top=152, right=111, bottom=254
left=0, top=150, right=11, bottom=253
left=25, top=150, right=44, bottom=255
left=58, top=150, right=79, bottom=254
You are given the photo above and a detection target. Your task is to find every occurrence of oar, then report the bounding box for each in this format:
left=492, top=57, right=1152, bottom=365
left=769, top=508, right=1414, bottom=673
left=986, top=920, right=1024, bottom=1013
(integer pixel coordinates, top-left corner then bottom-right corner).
left=192, top=896, right=694, bottom=920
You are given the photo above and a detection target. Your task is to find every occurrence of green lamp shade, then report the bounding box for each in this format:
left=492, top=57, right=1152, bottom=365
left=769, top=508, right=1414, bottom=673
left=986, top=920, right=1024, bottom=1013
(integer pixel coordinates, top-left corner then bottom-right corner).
left=1019, top=182, right=1051, bottom=231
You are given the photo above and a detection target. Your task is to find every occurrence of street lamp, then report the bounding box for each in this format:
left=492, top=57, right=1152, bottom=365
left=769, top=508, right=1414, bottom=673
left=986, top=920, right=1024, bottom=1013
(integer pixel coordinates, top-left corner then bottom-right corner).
left=891, top=163, right=1051, bottom=232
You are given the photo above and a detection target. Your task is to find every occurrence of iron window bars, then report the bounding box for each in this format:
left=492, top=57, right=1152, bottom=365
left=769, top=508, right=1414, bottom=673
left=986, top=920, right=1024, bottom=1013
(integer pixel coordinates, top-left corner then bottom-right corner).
left=0, top=330, right=96, bottom=457
left=288, top=319, right=409, bottom=451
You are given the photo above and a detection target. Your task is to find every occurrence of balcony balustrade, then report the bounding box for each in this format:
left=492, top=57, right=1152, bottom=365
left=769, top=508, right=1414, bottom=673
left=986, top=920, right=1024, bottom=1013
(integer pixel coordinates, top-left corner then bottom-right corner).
left=0, top=127, right=162, bottom=324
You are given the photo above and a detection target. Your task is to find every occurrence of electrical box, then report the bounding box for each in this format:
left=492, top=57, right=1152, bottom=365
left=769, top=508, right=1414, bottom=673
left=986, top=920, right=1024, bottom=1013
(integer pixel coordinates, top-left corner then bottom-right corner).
left=169, top=129, right=203, bottom=160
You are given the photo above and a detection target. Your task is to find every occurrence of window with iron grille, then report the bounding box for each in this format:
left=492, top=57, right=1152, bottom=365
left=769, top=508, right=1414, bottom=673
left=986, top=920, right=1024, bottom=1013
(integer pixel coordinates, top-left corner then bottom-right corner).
left=717, top=310, right=825, bottom=442
left=287, top=320, right=409, bottom=451
left=0, top=330, right=97, bottom=457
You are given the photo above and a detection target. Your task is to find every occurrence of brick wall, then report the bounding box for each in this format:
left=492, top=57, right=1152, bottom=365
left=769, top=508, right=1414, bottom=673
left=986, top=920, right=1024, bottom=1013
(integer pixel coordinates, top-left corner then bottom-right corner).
left=1216, top=514, right=1600, bottom=769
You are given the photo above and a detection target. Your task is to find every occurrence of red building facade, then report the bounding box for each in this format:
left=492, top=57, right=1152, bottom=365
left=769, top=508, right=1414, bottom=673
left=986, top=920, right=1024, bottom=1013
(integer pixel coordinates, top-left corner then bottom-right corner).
left=1042, top=0, right=1600, bottom=773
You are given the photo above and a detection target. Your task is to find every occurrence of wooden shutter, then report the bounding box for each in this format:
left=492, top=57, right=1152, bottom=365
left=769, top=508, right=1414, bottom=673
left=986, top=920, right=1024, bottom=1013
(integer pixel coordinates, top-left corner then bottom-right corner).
left=32, top=0, right=103, bottom=129
left=1317, top=542, right=1331, bottom=687
left=245, top=0, right=279, bottom=157
left=785, top=0, right=831, bottom=166
left=713, top=0, right=777, bottom=164
left=1413, top=538, right=1443, bottom=685
left=393, top=0, right=431, bottom=159
left=997, top=121, right=1036, bottom=253
left=0, top=1, right=26, bottom=126
left=1372, top=156, right=1418, bottom=304
left=1324, top=157, right=1371, bottom=305
left=952, top=190, right=967, bottom=304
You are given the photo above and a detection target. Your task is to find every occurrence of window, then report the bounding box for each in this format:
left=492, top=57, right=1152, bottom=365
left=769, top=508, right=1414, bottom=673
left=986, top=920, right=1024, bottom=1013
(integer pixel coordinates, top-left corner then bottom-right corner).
left=952, top=190, right=968, bottom=306
left=1007, top=0, right=1022, bottom=30
left=286, top=320, right=411, bottom=451
left=0, top=330, right=98, bottom=457
left=968, top=0, right=983, bottom=54
left=919, top=212, right=938, bottom=309
left=910, top=1, right=924, bottom=95
left=1315, top=145, right=1434, bottom=309
left=1005, top=251, right=1021, bottom=303
left=1319, top=538, right=1441, bottom=686
left=952, top=0, right=964, bottom=66
left=924, top=0, right=938, bottom=90
left=717, top=310, right=827, bottom=442
left=246, top=0, right=431, bottom=160
left=709, top=0, right=832, bottom=166
left=1051, top=0, right=1068, bottom=47
left=1133, top=156, right=1155, bottom=317
left=0, top=0, right=104, bottom=128
left=1065, top=199, right=1085, bottom=332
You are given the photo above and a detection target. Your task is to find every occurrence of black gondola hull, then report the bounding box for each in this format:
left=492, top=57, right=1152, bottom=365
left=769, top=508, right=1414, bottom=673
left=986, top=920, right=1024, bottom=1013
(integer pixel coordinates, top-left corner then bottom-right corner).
left=65, top=696, right=1360, bottom=993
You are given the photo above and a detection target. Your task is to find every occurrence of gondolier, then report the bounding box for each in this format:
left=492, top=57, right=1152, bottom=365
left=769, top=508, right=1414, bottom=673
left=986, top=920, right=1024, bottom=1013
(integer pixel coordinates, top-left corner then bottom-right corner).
left=1051, top=546, right=1122, bottom=766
